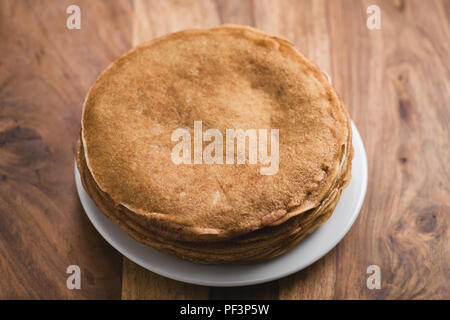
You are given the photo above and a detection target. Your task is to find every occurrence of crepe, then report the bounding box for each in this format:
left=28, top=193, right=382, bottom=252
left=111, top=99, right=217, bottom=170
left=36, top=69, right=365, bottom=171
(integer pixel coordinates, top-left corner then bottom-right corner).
left=78, top=25, right=353, bottom=263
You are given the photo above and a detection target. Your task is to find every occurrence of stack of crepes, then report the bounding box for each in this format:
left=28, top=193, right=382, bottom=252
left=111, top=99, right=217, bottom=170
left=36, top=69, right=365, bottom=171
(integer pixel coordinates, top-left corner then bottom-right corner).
left=77, top=25, right=353, bottom=264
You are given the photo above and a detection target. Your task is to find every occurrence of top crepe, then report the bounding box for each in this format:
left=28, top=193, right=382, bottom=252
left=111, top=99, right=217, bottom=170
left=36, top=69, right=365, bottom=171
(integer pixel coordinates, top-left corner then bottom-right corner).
left=81, top=25, right=352, bottom=242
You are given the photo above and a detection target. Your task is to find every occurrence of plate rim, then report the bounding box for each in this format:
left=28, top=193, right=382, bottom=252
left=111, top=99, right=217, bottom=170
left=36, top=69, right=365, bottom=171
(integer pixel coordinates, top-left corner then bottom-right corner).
left=75, top=121, right=368, bottom=287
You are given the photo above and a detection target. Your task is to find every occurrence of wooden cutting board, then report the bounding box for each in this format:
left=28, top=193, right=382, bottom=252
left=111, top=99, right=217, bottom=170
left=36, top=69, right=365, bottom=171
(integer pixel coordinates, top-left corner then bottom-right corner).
left=0, top=0, right=448, bottom=299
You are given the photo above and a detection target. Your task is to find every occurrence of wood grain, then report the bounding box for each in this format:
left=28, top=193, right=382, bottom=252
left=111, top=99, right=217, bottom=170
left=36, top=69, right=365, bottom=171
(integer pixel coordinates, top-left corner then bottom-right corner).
left=0, top=0, right=448, bottom=299
left=0, top=0, right=133, bottom=299
left=121, top=258, right=209, bottom=300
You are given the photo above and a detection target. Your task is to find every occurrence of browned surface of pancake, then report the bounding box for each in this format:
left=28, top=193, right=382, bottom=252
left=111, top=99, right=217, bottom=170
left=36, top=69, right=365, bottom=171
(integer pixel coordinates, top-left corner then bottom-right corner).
left=81, top=25, right=352, bottom=243
left=79, top=25, right=353, bottom=263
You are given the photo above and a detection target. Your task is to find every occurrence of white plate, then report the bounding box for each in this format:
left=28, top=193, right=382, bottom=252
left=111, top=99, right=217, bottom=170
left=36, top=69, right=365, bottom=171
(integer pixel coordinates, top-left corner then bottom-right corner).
left=75, top=121, right=367, bottom=287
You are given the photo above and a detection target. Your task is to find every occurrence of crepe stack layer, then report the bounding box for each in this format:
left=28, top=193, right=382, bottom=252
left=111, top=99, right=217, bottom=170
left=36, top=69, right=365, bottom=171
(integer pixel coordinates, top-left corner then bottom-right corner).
left=77, top=25, right=353, bottom=264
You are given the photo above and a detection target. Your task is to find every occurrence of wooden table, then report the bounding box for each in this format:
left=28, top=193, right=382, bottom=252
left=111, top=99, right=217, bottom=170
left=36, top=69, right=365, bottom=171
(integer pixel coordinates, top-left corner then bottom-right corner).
left=0, top=0, right=448, bottom=299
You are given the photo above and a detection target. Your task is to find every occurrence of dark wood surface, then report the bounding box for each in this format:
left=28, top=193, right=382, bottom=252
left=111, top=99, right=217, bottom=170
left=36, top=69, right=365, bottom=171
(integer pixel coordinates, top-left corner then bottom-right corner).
left=0, top=0, right=448, bottom=299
